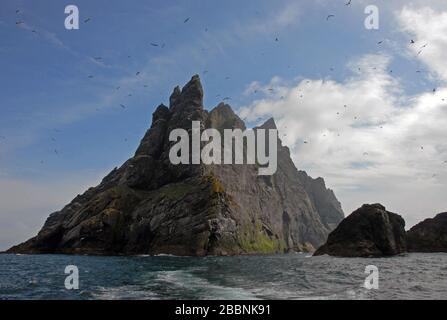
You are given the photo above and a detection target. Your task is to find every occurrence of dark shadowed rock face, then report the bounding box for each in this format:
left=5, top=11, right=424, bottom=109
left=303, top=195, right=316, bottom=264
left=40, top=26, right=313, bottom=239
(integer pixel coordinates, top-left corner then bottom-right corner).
left=8, top=75, right=344, bottom=256
left=407, top=212, right=447, bottom=253
left=314, top=204, right=406, bottom=257
left=297, top=171, right=344, bottom=230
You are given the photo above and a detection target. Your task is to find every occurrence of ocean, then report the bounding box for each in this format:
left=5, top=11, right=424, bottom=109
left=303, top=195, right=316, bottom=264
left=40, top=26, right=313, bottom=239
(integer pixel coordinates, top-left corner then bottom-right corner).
left=0, top=252, right=445, bottom=300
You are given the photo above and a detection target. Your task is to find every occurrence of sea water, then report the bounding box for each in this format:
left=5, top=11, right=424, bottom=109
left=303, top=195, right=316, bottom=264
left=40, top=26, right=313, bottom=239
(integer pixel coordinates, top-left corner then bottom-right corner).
left=0, top=252, right=445, bottom=300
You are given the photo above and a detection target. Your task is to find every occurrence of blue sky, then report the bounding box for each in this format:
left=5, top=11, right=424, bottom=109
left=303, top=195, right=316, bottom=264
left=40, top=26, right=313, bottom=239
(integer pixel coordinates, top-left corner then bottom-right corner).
left=1, top=0, right=446, bottom=250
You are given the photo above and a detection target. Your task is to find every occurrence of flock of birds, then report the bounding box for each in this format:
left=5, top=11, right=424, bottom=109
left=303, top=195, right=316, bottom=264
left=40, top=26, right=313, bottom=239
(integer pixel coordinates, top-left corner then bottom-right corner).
left=7, top=3, right=447, bottom=173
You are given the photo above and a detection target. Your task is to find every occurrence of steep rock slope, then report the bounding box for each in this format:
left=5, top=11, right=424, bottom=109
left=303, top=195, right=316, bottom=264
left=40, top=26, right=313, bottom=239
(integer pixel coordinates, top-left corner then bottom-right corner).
left=8, top=75, right=344, bottom=256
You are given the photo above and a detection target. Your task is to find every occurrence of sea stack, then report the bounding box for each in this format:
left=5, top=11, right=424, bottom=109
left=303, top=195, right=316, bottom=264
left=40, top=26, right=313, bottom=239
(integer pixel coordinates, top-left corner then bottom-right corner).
left=314, top=203, right=406, bottom=257
left=407, top=212, right=447, bottom=253
left=7, top=75, right=344, bottom=256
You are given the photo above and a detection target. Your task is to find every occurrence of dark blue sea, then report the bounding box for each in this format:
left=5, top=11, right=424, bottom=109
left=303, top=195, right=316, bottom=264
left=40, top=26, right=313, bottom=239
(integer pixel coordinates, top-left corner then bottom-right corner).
left=0, top=253, right=445, bottom=300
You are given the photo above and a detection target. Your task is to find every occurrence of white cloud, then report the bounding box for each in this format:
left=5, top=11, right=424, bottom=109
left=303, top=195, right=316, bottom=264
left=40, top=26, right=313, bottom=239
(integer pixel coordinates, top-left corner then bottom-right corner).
left=238, top=52, right=447, bottom=226
left=397, top=6, right=447, bottom=82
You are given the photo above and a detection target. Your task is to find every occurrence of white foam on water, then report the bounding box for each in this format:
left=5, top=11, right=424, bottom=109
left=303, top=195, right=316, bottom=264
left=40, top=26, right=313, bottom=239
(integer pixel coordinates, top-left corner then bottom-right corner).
left=91, top=285, right=160, bottom=300
left=154, top=269, right=258, bottom=300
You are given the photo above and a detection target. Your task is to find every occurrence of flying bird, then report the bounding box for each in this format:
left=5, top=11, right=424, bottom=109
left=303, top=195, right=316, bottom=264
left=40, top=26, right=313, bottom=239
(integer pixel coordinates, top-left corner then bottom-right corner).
left=136, top=72, right=140, bottom=76
left=326, top=15, right=335, bottom=21
left=345, top=0, right=352, bottom=6
left=120, top=104, right=126, bottom=109
left=410, top=39, right=415, bottom=44
left=184, top=17, right=190, bottom=23
left=150, top=43, right=159, bottom=47
left=88, top=75, right=94, bottom=79
left=84, top=18, right=91, bottom=23
left=15, top=21, right=24, bottom=25
left=417, top=44, right=428, bottom=56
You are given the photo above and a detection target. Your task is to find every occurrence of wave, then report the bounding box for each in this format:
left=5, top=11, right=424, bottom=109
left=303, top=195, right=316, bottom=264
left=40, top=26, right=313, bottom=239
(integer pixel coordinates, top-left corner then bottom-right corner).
left=154, top=269, right=258, bottom=300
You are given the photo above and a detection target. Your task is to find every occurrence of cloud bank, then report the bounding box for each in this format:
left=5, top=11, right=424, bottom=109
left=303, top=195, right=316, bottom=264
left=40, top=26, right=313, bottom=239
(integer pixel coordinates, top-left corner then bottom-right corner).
left=238, top=6, right=447, bottom=226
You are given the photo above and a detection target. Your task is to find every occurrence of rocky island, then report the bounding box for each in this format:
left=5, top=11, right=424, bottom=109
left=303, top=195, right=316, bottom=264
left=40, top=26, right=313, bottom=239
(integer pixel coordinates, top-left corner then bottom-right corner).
left=7, top=75, right=344, bottom=256
left=407, top=212, right=447, bottom=253
left=314, top=204, right=407, bottom=257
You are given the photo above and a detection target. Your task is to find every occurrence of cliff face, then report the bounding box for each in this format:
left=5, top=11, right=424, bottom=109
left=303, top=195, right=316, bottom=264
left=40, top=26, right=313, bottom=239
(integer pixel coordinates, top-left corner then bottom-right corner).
left=8, top=75, right=344, bottom=256
left=314, top=204, right=407, bottom=257
left=297, top=171, right=344, bottom=230
left=407, top=212, right=447, bottom=253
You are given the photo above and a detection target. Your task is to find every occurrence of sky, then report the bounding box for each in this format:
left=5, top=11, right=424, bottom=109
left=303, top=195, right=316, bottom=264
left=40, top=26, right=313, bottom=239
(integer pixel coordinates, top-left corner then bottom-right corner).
left=0, top=0, right=446, bottom=250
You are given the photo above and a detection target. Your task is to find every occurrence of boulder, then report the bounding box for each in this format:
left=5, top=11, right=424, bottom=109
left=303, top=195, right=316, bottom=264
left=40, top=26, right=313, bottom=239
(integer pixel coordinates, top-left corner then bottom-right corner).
left=314, top=204, right=406, bottom=257
left=407, top=212, right=447, bottom=253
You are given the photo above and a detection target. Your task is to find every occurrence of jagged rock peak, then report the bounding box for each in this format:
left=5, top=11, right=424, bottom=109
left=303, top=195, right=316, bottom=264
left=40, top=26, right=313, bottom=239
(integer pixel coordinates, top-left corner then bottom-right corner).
left=169, top=86, right=181, bottom=107
left=213, top=102, right=234, bottom=114
left=209, top=103, right=245, bottom=130
left=297, top=170, right=344, bottom=230
left=152, top=104, right=170, bottom=124
left=182, top=74, right=203, bottom=100
left=259, top=117, right=277, bottom=130
left=6, top=75, right=346, bottom=257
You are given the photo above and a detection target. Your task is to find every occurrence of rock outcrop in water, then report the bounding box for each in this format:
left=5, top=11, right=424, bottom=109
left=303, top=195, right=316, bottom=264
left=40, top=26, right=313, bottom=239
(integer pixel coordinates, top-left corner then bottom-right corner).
left=7, top=75, right=344, bottom=256
left=406, top=212, right=447, bottom=253
left=314, top=204, right=406, bottom=257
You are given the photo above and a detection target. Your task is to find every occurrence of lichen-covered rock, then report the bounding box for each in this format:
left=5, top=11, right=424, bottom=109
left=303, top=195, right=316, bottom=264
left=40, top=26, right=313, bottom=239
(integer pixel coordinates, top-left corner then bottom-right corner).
left=407, top=212, right=447, bottom=253
left=314, top=204, right=406, bottom=257
left=8, top=75, right=344, bottom=256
